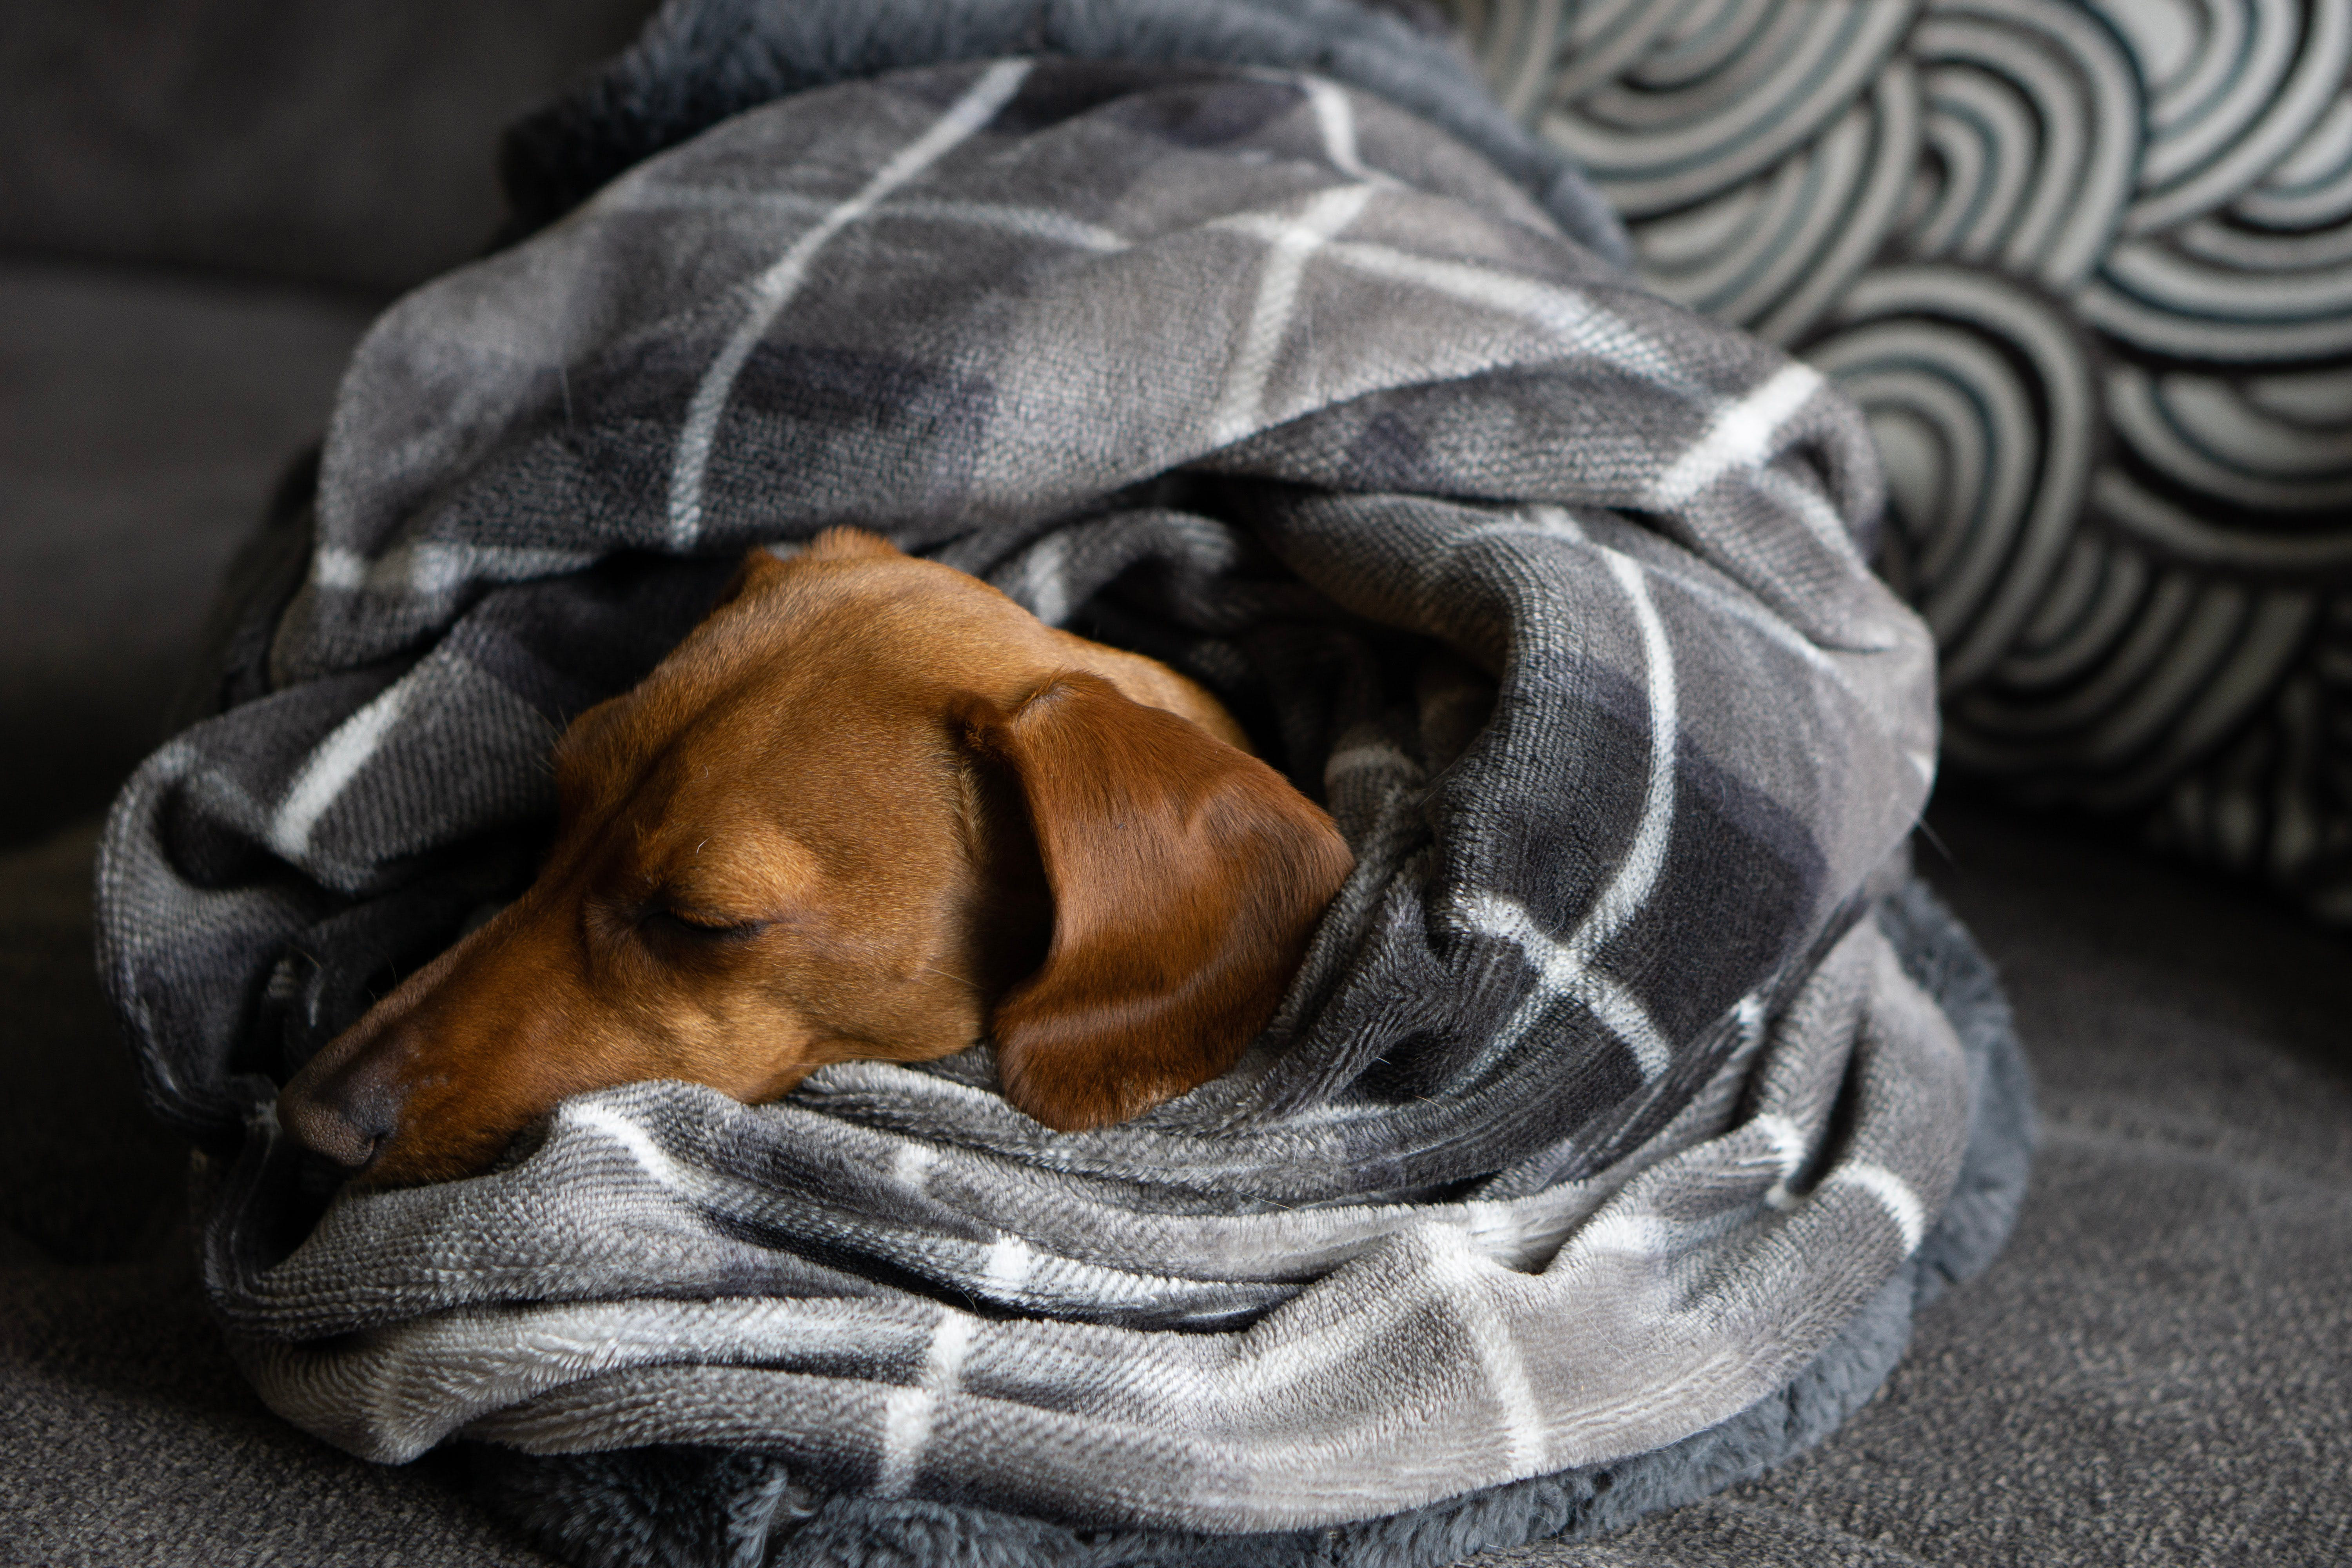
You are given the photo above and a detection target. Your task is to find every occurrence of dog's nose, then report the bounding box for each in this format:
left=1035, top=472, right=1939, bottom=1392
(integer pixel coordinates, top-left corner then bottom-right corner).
left=277, top=1054, right=407, bottom=1171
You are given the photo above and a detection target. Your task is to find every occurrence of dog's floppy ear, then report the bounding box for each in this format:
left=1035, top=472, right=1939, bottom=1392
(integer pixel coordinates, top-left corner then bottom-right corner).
left=962, top=673, right=1354, bottom=1132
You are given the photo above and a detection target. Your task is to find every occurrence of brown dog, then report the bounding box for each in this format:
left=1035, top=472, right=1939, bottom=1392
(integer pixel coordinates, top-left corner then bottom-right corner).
left=276, top=528, right=1354, bottom=1185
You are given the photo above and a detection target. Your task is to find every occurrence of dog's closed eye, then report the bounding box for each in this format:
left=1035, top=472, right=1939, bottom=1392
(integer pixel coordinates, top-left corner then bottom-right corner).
left=641, top=907, right=771, bottom=944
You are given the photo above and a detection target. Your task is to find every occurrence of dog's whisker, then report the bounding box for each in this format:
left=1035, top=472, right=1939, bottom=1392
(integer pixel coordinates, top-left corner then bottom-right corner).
left=913, top=964, right=983, bottom=993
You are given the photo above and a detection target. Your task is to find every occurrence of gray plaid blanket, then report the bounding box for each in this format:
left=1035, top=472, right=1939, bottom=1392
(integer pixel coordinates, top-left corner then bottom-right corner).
left=96, top=22, right=2023, bottom=1561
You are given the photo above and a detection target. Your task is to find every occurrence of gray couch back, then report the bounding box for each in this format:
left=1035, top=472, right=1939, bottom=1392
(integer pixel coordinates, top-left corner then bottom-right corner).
left=1, top=0, right=655, bottom=291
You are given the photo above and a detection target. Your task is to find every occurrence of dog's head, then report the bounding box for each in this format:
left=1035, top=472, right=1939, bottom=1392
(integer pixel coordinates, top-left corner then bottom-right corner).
left=276, top=529, right=1354, bottom=1185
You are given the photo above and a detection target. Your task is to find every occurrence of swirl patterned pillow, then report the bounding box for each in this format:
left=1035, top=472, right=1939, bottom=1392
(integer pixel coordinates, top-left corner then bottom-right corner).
left=1446, top=0, right=2352, bottom=918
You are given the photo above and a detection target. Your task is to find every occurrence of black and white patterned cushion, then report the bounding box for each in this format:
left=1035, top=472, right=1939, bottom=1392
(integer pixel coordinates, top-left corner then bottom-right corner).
left=1453, top=0, right=2352, bottom=917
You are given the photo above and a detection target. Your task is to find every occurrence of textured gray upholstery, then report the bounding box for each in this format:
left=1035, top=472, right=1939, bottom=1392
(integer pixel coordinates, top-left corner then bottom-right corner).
left=0, top=263, right=372, bottom=850
left=0, top=0, right=652, bottom=291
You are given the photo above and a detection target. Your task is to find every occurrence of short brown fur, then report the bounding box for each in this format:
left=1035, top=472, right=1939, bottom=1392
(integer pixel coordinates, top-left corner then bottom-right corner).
left=276, top=529, right=1353, bottom=1185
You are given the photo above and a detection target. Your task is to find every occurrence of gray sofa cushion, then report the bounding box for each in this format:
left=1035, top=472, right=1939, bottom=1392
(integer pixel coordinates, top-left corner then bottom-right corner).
left=0, top=261, right=373, bottom=850
left=0, top=0, right=653, bottom=292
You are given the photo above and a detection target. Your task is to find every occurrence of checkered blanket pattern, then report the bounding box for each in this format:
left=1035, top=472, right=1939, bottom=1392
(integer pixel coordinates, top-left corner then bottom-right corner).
left=98, top=47, right=2000, bottom=1546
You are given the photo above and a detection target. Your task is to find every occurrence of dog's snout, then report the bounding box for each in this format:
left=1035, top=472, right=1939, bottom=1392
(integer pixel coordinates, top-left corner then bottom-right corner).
left=278, top=1055, right=407, bottom=1171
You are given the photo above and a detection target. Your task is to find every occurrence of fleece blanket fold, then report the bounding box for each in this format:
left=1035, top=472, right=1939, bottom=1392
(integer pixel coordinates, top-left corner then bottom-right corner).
left=97, top=8, right=2026, bottom=1560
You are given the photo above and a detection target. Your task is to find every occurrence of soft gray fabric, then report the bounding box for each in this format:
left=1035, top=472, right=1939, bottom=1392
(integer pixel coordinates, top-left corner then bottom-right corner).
left=462, top=878, right=2033, bottom=1568
left=495, top=0, right=1630, bottom=265
left=97, top=47, right=1986, bottom=1543
left=1445, top=0, right=2352, bottom=921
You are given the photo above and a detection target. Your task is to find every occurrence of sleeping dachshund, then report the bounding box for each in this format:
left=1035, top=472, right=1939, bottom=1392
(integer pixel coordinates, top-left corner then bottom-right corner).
left=276, top=528, right=1354, bottom=1185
